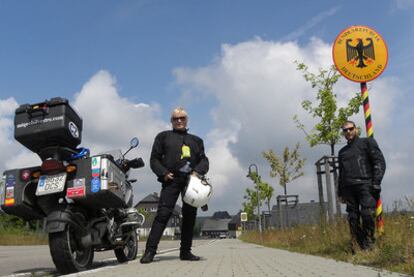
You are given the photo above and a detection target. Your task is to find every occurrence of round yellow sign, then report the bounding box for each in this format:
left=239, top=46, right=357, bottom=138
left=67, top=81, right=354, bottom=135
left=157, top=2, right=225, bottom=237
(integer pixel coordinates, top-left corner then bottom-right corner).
left=332, top=26, right=388, bottom=83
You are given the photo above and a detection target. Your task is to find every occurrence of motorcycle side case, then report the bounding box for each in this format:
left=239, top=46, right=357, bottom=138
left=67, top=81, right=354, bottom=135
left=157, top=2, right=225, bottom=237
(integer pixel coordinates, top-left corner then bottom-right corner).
left=68, top=155, right=133, bottom=209
left=0, top=167, right=44, bottom=220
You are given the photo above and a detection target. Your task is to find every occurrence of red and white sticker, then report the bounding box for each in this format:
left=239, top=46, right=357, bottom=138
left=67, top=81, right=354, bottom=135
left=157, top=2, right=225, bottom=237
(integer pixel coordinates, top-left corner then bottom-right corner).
left=66, top=186, right=86, bottom=198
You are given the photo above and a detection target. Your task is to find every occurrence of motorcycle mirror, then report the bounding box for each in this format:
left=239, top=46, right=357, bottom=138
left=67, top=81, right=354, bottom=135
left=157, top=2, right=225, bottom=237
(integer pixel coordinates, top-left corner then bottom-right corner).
left=123, top=137, right=139, bottom=158
left=130, top=137, right=139, bottom=148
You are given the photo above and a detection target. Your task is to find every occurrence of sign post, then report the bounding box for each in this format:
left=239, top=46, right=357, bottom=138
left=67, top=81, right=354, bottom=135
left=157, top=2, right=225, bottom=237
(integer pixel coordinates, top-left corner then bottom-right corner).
left=333, top=25, right=388, bottom=235
left=240, top=212, right=248, bottom=232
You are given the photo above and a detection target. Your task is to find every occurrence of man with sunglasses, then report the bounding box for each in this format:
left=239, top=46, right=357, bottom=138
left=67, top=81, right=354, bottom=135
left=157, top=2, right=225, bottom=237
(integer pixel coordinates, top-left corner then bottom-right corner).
left=140, top=107, right=209, bottom=264
left=338, top=120, right=386, bottom=251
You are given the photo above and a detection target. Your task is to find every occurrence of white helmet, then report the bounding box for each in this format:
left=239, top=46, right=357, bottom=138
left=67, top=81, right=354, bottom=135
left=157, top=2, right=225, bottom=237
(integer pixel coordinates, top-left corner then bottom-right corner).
left=182, top=174, right=212, bottom=208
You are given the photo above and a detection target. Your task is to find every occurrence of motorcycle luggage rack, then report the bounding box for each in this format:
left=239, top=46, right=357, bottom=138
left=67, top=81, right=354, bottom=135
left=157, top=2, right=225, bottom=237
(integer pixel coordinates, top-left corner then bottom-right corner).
left=37, top=146, right=79, bottom=161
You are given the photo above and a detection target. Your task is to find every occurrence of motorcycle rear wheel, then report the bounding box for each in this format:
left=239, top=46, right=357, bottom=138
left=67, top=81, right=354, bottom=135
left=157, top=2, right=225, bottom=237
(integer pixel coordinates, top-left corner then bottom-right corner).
left=49, top=226, right=94, bottom=274
left=114, top=230, right=138, bottom=263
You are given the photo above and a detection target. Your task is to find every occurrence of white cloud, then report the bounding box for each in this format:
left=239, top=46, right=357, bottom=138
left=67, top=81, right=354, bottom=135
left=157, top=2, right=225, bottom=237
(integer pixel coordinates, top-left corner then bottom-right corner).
left=392, top=0, right=414, bottom=10
left=73, top=70, right=168, bottom=154
left=174, top=37, right=409, bottom=214
left=282, top=6, right=341, bottom=41
left=0, top=97, right=40, bottom=171
left=72, top=70, right=169, bottom=201
left=0, top=41, right=411, bottom=216
left=0, top=71, right=171, bottom=205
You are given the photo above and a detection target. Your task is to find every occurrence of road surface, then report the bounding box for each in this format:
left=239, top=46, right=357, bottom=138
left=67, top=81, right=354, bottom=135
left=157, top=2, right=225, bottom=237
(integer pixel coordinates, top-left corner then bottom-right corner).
left=1, top=239, right=411, bottom=277
left=0, top=239, right=206, bottom=276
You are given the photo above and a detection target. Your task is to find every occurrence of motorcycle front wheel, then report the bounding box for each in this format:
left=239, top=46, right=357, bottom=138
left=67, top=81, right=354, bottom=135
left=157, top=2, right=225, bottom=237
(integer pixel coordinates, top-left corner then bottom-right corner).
left=49, top=226, right=94, bottom=274
left=114, top=230, right=138, bottom=263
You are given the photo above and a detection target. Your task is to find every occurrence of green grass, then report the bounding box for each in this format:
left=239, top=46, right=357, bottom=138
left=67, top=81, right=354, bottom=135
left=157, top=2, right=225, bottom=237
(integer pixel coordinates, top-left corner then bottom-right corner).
left=240, top=213, right=414, bottom=276
left=0, top=228, right=48, bottom=245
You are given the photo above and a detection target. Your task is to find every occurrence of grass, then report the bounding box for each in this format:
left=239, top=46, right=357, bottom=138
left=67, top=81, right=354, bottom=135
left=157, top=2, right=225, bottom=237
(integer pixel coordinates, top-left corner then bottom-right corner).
left=0, top=228, right=48, bottom=245
left=240, top=213, right=414, bottom=276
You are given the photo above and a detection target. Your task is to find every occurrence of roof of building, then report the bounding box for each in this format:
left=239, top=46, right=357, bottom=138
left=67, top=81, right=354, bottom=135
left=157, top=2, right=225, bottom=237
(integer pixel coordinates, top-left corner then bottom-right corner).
left=211, top=211, right=232, bottom=219
left=228, top=212, right=241, bottom=225
left=271, top=201, right=326, bottom=211
left=136, top=193, right=160, bottom=204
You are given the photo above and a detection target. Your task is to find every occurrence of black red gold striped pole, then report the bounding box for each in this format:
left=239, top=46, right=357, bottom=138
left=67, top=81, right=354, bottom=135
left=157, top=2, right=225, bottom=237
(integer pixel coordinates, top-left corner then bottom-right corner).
left=361, top=82, right=374, bottom=137
left=361, top=82, right=384, bottom=235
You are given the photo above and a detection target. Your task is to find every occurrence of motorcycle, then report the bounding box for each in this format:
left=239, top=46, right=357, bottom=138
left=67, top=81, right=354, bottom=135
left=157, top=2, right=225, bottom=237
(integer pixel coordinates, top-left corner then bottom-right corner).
left=0, top=98, right=145, bottom=274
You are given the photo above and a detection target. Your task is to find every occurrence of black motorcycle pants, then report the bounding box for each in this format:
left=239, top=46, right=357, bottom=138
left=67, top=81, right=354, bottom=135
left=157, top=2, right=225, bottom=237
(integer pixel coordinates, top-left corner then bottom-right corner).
left=342, top=184, right=376, bottom=249
left=145, top=179, right=197, bottom=254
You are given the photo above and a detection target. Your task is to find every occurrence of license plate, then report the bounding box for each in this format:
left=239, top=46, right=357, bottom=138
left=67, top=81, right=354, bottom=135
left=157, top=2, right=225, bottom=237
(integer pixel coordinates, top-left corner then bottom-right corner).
left=36, top=173, right=67, bottom=196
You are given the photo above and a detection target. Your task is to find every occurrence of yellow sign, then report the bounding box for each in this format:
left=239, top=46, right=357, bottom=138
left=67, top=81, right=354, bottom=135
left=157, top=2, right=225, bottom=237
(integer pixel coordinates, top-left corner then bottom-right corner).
left=181, top=145, right=191, bottom=159
left=332, top=26, right=388, bottom=83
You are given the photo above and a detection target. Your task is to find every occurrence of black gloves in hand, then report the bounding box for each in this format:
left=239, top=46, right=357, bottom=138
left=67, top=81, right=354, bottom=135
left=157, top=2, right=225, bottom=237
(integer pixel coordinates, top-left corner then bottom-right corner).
left=371, top=184, right=381, bottom=200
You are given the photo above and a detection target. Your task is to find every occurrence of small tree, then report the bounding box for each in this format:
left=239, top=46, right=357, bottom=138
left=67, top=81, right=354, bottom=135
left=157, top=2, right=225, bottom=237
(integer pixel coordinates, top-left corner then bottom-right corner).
left=294, top=62, right=362, bottom=155
left=243, top=172, right=274, bottom=217
left=263, top=143, right=305, bottom=195
left=242, top=200, right=255, bottom=221
left=259, top=182, right=274, bottom=214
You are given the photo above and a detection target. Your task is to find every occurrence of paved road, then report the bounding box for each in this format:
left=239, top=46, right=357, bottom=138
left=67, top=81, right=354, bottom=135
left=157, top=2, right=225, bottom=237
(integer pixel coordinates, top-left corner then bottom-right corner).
left=2, top=239, right=412, bottom=277
left=0, top=239, right=207, bottom=277
left=69, top=239, right=410, bottom=277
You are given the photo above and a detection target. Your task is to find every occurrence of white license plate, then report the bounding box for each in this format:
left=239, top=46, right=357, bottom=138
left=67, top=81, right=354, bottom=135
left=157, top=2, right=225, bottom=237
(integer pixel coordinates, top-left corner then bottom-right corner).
left=36, top=173, right=67, bottom=196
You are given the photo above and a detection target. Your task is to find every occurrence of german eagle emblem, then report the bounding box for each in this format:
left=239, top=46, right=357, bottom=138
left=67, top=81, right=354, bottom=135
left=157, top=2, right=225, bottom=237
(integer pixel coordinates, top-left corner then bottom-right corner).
left=346, top=38, right=375, bottom=68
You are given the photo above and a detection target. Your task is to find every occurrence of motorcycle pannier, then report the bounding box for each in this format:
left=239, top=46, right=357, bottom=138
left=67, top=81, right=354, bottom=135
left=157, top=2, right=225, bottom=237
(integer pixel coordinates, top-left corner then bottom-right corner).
left=67, top=155, right=132, bottom=209
left=14, top=97, right=82, bottom=153
left=0, top=168, right=44, bottom=221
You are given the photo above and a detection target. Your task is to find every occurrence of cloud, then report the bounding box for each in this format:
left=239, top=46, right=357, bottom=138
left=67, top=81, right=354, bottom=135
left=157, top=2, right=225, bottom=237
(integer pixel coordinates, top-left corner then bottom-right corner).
left=72, top=70, right=170, bottom=201
left=282, top=6, right=341, bottom=41
left=0, top=97, right=40, bottom=171
left=0, top=71, right=171, bottom=205
left=174, top=37, right=409, bottom=214
left=73, top=70, right=168, bottom=154
left=392, top=0, right=414, bottom=10
left=0, top=41, right=411, bottom=216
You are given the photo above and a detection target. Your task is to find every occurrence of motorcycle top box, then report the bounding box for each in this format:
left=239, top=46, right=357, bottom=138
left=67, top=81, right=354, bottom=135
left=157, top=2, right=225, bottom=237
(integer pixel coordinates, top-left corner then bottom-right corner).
left=14, top=97, right=82, bottom=156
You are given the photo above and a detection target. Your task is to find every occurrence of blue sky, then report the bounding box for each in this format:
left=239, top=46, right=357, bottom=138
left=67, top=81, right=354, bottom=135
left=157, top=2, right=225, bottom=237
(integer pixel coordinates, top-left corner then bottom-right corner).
left=1, top=0, right=414, bottom=214
left=2, top=1, right=413, bottom=115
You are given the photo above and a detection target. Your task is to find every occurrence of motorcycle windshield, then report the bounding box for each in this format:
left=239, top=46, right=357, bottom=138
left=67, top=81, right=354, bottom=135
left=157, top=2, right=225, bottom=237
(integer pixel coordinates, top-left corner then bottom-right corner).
left=98, top=149, right=123, bottom=163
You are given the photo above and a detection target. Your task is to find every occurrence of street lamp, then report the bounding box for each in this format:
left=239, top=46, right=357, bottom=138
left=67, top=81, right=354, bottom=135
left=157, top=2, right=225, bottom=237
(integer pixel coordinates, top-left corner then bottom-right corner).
left=247, top=164, right=262, bottom=234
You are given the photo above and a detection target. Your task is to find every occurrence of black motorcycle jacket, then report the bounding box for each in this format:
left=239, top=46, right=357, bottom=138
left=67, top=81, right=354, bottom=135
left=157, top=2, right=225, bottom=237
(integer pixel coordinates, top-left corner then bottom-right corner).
left=150, top=129, right=209, bottom=183
left=338, top=136, right=386, bottom=192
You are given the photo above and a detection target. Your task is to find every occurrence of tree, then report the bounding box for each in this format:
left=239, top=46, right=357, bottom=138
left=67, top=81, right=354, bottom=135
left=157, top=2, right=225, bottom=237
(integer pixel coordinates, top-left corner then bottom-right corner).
left=259, top=182, right=274, bottom=214
left=243, top=172, right=274, bottom=218
left=262, top=143, right=305, bottom=195
left=136, top=207, right=150, bottom=222
left=293, top=62, right=362, bottom=155
left=242, top=200, right=255, bottom=221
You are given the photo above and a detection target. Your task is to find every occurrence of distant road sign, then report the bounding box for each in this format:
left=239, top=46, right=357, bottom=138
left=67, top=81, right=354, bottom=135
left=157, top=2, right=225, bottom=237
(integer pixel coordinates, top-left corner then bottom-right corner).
left=240, top=212, right=248, bottom=222
left=333, top=26, right=388, bottom=83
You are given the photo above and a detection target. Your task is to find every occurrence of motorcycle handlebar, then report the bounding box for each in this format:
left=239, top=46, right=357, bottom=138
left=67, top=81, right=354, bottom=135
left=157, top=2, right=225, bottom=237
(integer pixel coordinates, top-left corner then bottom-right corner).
left=127, top=158, right=145, bottom=169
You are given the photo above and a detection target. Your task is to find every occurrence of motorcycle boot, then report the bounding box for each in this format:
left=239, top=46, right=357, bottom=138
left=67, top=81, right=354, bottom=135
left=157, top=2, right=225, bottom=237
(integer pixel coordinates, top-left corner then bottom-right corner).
left=140, top=250, right=155, bottom=264
left=180, top=251, right=200, bottom=261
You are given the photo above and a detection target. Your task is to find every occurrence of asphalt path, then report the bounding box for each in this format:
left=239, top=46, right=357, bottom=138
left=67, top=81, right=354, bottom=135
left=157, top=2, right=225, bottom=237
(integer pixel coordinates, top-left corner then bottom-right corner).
left=0, top=239, right=208, bottom=277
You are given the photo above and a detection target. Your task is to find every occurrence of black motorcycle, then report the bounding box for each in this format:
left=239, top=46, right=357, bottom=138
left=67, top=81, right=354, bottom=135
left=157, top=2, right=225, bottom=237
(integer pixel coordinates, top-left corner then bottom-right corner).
left=0, top=98, right=145, bottom=274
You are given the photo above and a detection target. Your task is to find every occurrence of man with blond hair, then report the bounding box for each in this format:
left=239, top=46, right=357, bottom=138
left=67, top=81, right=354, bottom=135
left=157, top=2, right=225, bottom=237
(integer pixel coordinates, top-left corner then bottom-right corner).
left=140, top=107, right=209, bottom=263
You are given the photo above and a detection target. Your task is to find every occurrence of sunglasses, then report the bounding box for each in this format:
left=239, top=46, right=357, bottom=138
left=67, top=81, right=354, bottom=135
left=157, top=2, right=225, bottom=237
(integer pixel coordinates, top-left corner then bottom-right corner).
left=342, top=127, right=355, bottom=133
left=172, top=116, right=187, bottom=122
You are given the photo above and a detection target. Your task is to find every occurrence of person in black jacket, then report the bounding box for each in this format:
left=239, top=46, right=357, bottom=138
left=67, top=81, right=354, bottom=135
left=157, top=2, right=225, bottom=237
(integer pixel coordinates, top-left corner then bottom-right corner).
left=140, top=107, right=209, bottom=264
left=338, top=120, right=386, bottom=251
